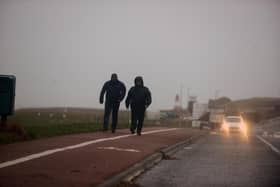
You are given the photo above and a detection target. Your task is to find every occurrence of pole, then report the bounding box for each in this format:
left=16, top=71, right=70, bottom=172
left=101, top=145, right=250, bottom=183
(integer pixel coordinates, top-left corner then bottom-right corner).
left=180, top=85, right=184, bottom=127
left=180, top=85, right=183, bottom=110
left=215, top=90, right=220, bottom=100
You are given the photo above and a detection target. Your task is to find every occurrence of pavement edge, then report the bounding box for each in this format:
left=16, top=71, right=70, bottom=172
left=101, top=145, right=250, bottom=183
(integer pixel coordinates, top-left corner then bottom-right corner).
left=96, top=132, right=206, bottom=187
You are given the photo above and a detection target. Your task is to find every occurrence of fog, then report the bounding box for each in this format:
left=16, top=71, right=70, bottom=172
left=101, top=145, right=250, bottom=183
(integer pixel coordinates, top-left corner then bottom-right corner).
left=1, top=0, right=280, bottom=111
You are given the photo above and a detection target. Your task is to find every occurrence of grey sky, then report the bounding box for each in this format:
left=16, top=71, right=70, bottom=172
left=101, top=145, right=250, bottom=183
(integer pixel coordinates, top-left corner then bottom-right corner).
left=1, top=0, right=280, bottom=111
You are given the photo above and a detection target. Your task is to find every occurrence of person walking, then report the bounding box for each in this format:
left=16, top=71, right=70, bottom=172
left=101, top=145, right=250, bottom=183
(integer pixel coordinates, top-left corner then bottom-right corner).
left=99, top=73, right=126, bottom=133
left=125, top=76, right=152, bottom=136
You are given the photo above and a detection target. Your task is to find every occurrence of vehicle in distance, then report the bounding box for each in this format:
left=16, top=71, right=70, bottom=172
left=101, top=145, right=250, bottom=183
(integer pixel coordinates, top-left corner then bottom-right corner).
left=221, top=116, right=247, bottom=135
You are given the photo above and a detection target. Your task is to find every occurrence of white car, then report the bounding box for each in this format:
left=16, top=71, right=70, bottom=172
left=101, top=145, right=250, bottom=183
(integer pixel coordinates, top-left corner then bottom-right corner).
left=221, top=116, right=247, bottom=134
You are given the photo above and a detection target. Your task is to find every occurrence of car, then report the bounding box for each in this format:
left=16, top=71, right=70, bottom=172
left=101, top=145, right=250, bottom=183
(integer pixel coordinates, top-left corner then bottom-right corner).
left=221, top=116, right=247, bottom=134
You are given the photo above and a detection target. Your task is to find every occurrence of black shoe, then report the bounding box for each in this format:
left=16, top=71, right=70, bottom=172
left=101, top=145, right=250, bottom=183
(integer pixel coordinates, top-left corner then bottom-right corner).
left=112, top=129, right=116, bottom=133
left=130, top=130, right=135, bottom=134
left=102, top=128, right=108, bottom=132
left=137, top=132, right=141, bottom=136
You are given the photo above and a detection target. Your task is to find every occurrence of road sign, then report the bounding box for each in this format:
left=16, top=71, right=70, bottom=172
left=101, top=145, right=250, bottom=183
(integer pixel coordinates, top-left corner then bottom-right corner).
left=0, top=75, right=16, bottom=128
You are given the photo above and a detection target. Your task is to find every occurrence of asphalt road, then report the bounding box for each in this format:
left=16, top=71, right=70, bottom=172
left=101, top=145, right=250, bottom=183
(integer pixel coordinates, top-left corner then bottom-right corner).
left=0, top=127, right=204, bottom=187
left=136, top=131, right=280, bottom=187
left=256, top=117, right=280, bottom=151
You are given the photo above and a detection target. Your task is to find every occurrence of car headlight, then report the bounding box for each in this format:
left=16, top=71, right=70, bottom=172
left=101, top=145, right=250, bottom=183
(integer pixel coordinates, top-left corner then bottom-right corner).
left=240, top=123, right=247, bottom=134
left=222, top=122, right=229, bottom=131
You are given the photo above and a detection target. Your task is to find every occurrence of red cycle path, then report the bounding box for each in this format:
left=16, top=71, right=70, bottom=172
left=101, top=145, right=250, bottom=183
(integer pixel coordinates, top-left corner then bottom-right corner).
left=0, top=127, right=205, bottom=187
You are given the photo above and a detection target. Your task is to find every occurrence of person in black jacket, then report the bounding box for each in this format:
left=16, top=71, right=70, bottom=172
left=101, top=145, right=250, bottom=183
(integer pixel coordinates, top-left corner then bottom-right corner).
left=99, top=73, right=126, bottom=133
left=125, top=76, right=152, bottom=136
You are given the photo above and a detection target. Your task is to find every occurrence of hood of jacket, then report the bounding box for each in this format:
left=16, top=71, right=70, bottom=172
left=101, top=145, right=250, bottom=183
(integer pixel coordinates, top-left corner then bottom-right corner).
left=134, top=76, right=144, bottom=87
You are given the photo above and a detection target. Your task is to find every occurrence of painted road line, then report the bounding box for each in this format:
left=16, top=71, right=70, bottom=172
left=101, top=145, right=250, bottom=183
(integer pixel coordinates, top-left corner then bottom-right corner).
left=210, top=131, right=218, bottom=135
left=0, top=128, right=178, bottom=169
left=98, top=147, right=140, bottom=153
left=273, top=132, right=280, bottom=138
left=142, top=128, right=177, bottom=135
left=256, top=135, right=280, bottom=155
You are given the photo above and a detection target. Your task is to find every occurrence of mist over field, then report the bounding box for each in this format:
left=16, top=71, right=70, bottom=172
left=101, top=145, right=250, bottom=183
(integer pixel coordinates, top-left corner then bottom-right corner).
left=1, top=0, right=280, bottom=111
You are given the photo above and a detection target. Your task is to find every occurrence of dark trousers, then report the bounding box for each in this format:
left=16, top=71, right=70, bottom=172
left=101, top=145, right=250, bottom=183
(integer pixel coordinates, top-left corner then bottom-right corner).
left=103, top=101, right=120, bottom=131
left=131, top=106, right=146, bottom=133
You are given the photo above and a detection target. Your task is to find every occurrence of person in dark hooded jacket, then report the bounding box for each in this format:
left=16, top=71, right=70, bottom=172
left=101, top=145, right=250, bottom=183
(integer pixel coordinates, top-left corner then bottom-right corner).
left=99, top=73, right=126, bottom=133
left=125, top=76, right=152, bottom=136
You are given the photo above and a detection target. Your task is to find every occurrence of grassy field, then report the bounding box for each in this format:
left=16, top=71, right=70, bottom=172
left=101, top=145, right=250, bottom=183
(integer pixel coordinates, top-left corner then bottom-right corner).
left=0, top=108, right=130, bottom=144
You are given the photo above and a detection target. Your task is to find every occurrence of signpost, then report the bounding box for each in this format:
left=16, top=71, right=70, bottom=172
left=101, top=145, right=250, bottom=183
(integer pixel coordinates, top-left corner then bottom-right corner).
left=0, top=75, right=16, bottom=129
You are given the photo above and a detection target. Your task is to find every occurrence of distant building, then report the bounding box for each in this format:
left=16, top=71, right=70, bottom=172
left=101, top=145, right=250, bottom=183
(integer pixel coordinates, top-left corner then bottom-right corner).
left=187, top=96, right=197, bottom=115
left=209, top=108, right=225, bottom=124
left=192, top=103, right=208, bottom=120
left=208, top=97, right=231, bottom=125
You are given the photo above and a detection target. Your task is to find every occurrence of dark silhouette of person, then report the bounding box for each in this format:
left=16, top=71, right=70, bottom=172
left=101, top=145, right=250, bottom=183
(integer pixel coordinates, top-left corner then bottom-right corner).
left=125, top=76, right=152, bottom=136
left=99, top=73, right=126, bottom=133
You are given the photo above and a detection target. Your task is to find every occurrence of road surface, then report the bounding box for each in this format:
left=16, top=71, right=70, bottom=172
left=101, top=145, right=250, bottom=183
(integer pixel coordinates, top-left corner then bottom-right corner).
left=256, top=117, right=280, bottom=151
left=0, top=127, right=204, bottom=187
left=136, top=131, right=280, bottom=187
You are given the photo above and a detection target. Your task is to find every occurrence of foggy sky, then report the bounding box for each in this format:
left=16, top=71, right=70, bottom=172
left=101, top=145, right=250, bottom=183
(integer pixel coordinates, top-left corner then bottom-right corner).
left=1, top=0, right=280, bottom=111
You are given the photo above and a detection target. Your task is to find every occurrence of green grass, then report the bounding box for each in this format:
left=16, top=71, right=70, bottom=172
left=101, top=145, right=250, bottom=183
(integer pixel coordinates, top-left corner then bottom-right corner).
left=0, top=110, right=130, bottom=144
left=0, top=132, right=21, bottom=144
left=24, top=123, right=100, bottom=139
left=24, top=122, right=130, bottom=139
left=0, top=123, right=130, bottom=145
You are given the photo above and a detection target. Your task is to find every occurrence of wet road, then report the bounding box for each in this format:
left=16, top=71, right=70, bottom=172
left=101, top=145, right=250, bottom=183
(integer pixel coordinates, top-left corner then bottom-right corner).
left=256, top=117, right=280, bottom=151
left=136, top=132, right=280, bottom=187
left=0, top=128, right=204, bottom=187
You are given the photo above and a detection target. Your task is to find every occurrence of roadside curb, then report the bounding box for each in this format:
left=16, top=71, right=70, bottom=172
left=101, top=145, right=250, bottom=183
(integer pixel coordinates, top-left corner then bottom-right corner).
left=96, top=132, right=207, bottom=187
left=256, top=135, right=280, bottom=156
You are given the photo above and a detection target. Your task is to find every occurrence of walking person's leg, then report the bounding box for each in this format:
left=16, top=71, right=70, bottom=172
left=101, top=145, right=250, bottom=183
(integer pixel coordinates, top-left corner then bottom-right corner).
left=137, top=109, right=145, bottom=136
left=111, top=102, right=120, bottom=133
left=103, top=102, right=112, bottom=131
left=130, top=108, right=137, bottom=134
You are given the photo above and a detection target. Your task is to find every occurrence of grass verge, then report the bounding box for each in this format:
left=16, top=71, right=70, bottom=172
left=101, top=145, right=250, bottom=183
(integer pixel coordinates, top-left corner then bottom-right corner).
left=0, top=122, right=130, bottom=145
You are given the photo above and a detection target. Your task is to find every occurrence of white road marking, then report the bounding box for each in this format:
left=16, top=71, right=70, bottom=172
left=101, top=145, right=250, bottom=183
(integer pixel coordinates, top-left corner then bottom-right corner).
left=273, top=132, right=280, bottom=139
left=0, top=128, right=178, bottom=169
left=256, top=135, right=280, bottom=155
left=184, top=147, right=192, bottom=150
left=210, top=131, right=218, bottom=135
left=262, top=131, right=268, bottom=137
left=98, top=147, right=140, bottom=153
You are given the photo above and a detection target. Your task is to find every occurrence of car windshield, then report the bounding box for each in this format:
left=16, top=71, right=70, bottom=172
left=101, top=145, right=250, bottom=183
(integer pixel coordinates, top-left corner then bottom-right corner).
left=225, top=117, right=241, bottom=123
